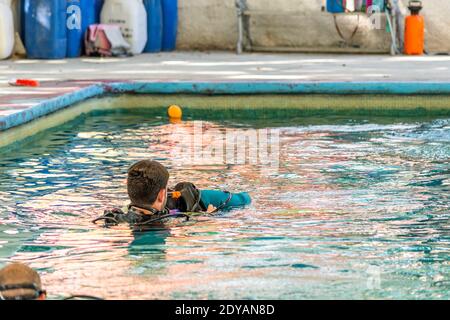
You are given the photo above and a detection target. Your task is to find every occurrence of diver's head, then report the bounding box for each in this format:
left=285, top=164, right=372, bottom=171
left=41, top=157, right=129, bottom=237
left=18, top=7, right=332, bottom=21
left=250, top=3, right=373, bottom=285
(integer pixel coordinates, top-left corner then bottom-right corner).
left=0, top=263, right=46, bottom=300
left=127, top=160, right=169, bottom=211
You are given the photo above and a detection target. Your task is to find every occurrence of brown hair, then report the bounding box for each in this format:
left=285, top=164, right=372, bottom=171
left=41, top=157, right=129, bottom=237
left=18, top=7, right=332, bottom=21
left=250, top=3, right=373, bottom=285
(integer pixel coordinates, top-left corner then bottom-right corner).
left=127, top=160, right=169, bottom=208
left=0, top=263, right=43, bottom=300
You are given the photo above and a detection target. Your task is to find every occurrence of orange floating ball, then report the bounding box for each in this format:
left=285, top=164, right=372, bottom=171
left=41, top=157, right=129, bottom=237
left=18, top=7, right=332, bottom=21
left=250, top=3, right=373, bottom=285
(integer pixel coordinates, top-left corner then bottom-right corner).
left=167, top=105, right=182, bottom=119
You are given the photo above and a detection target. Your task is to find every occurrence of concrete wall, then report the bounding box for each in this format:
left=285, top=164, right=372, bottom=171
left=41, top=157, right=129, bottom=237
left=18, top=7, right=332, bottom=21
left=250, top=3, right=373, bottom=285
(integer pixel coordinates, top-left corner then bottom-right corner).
left=177, top=0, right=238, bottom=50
left=418, top=0, right=450, bottom=53
left=177, top=0, right=450, bottom=53
left=244, top=0, right=389, bottom=52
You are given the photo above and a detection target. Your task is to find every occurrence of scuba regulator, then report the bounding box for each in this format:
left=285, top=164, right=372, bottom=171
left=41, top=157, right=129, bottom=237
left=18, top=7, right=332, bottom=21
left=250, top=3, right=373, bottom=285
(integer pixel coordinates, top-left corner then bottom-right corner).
left=167, top=182, right=204, bottom=213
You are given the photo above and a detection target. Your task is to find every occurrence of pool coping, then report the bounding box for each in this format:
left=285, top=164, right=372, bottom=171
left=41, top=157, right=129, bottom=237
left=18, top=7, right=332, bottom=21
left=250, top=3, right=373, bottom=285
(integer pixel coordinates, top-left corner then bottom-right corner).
left=2, top=81, right=450, bottom=132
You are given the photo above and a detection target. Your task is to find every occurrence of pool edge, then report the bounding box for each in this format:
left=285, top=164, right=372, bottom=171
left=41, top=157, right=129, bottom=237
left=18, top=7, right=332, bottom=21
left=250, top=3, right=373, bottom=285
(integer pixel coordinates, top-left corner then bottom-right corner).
left=2, top=81, right=450, bottom=132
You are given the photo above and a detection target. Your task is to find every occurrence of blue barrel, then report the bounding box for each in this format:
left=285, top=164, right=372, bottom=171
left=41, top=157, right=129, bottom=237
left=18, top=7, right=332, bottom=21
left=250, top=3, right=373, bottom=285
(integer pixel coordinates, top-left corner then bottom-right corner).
left=144, top=0, right=163, bottom=52
left=20, top=0, right=29, bottom=46
left=67, top=0, right=95, bottom=57
left=94, top=0, right=104, bottom=23
left=81, top=0, right=96, bottom=31
left=24, top=0, right=67, bottom=59
left=327, top=0, right=345, bottom=13
left=161, top=0, right=177, bottom=51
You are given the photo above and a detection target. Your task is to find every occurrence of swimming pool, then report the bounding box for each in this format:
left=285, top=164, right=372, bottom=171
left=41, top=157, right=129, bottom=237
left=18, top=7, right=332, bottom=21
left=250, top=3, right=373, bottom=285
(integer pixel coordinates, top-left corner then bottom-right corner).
left=0, top=107, right=449, bottom=299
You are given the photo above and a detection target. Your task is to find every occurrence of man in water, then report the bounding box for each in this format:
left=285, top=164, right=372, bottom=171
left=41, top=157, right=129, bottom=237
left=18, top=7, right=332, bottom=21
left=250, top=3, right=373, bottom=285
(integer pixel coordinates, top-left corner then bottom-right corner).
left=127, top=160, right=251, bottom=216
left=0, top=263, right=46, bottom=300
left=127, top=160, right=173, bottom=216
left=94, top=160, right=251, bottom=226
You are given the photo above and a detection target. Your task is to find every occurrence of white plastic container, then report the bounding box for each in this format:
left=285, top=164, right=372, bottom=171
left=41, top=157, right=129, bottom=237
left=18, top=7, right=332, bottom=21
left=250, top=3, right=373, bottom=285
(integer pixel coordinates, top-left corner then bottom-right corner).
left=0, top=0, right=12, bottom=8
left=345, top=0, right=355, bottom=12
left=101, top=0, right=147, bottom=55
left=0, top=0, right=14, bottom=59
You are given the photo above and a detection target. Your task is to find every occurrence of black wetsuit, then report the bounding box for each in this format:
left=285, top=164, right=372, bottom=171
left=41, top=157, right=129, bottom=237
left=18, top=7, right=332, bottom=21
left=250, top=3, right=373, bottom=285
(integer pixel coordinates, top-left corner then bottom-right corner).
left=93, top=206, right=189, bottom=227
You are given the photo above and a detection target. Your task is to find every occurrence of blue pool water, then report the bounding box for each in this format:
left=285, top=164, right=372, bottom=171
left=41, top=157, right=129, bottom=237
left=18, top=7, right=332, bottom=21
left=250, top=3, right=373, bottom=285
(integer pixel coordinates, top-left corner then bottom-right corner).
left=0, top=111, right=449, bottom=299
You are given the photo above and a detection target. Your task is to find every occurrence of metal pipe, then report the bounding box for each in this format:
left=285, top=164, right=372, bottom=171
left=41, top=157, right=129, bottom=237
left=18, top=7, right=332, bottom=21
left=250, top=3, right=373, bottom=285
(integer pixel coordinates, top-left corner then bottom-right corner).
left=385, top=0, right=400, bottom=55
left=236, top=0, right=244, bottom=54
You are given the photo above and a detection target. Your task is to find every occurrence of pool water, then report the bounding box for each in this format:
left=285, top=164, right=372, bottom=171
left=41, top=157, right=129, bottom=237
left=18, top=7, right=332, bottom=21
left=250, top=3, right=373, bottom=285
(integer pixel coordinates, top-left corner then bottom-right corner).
left=0, top=109, right=449, bottom=300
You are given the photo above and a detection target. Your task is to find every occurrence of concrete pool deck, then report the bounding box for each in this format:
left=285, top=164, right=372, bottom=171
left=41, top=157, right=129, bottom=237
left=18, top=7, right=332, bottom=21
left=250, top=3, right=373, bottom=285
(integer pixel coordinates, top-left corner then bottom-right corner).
left=1, top=51, right=450, bottom=132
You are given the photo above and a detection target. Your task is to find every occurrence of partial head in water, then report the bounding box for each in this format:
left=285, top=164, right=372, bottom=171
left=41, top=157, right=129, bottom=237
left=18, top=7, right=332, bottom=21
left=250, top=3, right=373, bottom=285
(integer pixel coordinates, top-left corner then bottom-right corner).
left=0, top=263, right=46, bottom=300
left=127, top=160, right=170, bottom=212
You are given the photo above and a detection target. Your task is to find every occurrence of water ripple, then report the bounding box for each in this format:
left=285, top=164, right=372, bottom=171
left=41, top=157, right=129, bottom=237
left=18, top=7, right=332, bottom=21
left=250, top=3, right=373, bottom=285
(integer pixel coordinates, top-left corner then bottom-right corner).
left=0, top=113, right=449, bottom=299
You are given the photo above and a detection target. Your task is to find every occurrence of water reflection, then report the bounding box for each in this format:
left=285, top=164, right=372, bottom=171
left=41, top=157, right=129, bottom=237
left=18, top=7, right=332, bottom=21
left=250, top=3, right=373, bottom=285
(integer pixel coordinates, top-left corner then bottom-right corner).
left=0, top=112, right=449, bottom=299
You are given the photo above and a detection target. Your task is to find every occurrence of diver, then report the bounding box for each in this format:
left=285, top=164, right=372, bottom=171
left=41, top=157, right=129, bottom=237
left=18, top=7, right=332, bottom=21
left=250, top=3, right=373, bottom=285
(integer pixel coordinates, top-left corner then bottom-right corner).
left=0, top=263, right=103, bottom=300
left=0, top=263, right=47, bottom=300
left=93, top=160, right=252, bottom=227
